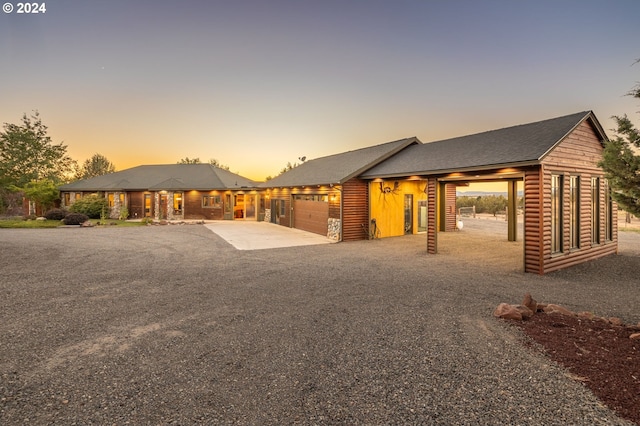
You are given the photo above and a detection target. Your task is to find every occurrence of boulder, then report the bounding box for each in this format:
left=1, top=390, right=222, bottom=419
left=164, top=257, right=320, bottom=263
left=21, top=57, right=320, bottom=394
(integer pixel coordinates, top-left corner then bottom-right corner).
left=522, top=293, right=538, bottom=313
left=494, top=303, right=533, bottom=321
left=608, top=317, right=623, bottom=326
left=543, top=304, right=574, bottom=316
left=577, top=311, right=596, bottom=320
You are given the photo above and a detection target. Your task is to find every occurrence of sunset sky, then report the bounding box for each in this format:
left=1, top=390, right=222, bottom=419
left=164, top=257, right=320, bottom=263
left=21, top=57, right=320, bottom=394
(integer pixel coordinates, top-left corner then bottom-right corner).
left=1, top=0, right=639, bottom=182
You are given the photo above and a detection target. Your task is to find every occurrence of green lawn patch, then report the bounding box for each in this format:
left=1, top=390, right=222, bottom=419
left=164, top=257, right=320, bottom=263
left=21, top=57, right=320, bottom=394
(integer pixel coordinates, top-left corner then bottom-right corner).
left=0, top=219, right=145, bottom=228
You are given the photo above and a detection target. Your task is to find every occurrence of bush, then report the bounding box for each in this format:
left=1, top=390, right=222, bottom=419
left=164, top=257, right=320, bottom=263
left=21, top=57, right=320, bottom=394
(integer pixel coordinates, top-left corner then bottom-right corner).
left=69, top=194, right=108, bottom=218
left=63, top=212, right=89, bottom=225
left=44, top=208, right=68, bottom=221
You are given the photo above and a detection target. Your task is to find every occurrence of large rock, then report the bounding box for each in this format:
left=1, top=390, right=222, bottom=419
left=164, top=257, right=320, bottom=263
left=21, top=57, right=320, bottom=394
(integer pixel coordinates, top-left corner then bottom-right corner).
left=543, top=304, right=574, bottom=316
left=494, top=303, right=533, bottom=321
left=522, top=293, right=538, bottom=313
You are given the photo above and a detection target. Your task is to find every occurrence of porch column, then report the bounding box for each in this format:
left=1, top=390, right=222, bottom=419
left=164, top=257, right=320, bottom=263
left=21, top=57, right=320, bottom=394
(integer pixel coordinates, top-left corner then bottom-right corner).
left=507, top=180, right=518, bottom=241
left=427, top=178, right=438, bottom=254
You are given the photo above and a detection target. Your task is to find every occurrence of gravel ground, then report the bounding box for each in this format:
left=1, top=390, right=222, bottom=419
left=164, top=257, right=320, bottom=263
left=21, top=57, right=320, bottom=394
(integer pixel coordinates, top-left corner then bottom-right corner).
left=1, top=219, right=638, bottom=425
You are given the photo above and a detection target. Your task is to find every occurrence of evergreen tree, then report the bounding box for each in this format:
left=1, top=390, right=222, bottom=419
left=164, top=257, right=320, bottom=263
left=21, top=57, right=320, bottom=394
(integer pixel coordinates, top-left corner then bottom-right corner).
left=599, top=61, right=640, bottom=216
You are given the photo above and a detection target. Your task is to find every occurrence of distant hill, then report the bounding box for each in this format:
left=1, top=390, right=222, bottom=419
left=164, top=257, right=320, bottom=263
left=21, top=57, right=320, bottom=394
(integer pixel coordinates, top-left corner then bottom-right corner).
left=457, top=191, right=524, bottom=197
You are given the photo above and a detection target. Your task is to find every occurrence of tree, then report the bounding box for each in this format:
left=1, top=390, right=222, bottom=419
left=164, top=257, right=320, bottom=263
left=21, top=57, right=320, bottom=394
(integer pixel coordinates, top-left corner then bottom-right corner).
left=598, top=60, right=640, bottom=216
left=0, top=111, right=75, bottom=188
left=177, top=157, right=230, bottom=170
left=22, top=179, right=59, bottom=213
left=177, top=157, right=201, bottom=164
left=599, top=115, right=640, bottom=216
left=208, top=158, right=230, bottom=170
left=76, top=153, right=116, bottom=180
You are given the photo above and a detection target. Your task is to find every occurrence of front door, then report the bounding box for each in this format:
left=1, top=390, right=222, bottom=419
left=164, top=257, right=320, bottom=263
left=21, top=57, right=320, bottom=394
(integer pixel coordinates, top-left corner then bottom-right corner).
left=404, top=194, right=413, bottom=234
left=159, top=194, right=168, bottom=220
left=417, top=200, right=428, bottom=232
left=234, top=194, right=244, bottom=219
left=144, top=194, right=152, bottom=217
left=245, top=194, right=256, bottom=220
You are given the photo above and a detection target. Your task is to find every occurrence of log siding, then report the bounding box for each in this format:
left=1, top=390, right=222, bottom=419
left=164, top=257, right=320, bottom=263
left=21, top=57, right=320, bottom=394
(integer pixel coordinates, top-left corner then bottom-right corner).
left=342, top=179, right=368, bottom=241
left=533, top=121, right=617, bottom=274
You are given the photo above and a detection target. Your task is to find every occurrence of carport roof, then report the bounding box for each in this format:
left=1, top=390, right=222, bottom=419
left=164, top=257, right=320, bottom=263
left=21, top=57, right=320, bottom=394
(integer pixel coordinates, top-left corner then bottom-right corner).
left=261, top=137, right=420, bottom=187
left=59, top=164, right=258, bottom=191
left=360, top=111, right=608, bottom=178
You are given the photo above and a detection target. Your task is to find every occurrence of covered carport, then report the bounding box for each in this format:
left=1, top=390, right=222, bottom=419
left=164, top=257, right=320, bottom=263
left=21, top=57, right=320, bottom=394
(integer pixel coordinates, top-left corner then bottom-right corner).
left=360, top=111, right=617, bottom=274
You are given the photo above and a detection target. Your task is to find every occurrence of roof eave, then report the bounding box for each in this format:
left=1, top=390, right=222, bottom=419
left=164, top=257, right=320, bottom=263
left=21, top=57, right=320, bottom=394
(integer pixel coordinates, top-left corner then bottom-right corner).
left=361, top=160, right=540, bottom=180
left=340, top=137, right=421, bottom=183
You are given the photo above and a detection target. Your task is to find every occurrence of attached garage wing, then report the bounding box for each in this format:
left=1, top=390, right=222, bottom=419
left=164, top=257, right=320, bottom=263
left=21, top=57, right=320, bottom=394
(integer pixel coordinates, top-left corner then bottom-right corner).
left=293, top=195, right=329, bottom=235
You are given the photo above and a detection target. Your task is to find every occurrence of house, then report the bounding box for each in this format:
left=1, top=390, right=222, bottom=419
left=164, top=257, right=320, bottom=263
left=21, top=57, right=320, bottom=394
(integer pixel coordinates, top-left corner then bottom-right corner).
left=360, top=110, right=616, bottom=274
left=259, top=137, right=420, bottom=241
left=58, top=164, right=262, bottom=221
left=56, top=110, right=617, bottom=274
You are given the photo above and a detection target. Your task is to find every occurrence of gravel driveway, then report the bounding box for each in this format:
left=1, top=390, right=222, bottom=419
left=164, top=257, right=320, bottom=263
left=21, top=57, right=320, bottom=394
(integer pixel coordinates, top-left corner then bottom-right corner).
left=1, top=220, right=638, bottom=425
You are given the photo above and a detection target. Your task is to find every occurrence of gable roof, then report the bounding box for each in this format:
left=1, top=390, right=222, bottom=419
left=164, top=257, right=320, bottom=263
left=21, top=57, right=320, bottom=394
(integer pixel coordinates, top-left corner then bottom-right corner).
left=360, top=111, right=608, bottom=179
left=59, top=164, right=257, bottom=191
left=261, top=137, right=420, bottom=187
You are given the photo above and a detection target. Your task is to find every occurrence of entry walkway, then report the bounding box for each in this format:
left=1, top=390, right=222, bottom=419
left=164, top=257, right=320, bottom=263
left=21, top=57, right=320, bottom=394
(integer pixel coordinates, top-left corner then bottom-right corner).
left=204, top=221, right=335, bottom=250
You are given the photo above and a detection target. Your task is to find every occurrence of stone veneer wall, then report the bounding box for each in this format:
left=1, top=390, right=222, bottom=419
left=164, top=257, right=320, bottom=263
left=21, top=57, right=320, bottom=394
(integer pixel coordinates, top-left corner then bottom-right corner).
left=327, top=218, right=341, bottom=241
left=264, top=208, right=271, bottom=223
left=109, top=192, right=123, bottom=219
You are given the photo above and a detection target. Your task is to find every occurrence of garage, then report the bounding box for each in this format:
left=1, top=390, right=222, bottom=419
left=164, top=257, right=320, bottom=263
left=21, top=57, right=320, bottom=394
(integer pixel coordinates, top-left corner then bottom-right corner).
left=293, top=195, right=329, bottom=235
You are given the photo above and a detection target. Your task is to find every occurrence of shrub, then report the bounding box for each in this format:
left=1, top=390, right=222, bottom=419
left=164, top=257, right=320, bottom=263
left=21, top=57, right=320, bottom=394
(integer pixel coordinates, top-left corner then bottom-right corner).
left=69, top=194, right=108, bottom=218
left=119, top=207, right=129, bottom=220
left=44, top=208, right=68, bottom=221
left=63, top=212, right=89, bottom=225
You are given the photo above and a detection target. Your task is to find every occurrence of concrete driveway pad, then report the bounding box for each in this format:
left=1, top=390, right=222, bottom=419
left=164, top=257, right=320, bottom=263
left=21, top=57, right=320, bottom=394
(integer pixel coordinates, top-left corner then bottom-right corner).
left=205, top=220, right=334, bottom=249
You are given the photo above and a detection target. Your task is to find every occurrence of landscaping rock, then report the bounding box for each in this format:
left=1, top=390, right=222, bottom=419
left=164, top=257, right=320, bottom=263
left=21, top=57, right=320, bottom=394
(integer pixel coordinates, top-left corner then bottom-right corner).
left=522, top=292, right=537, bottom=313
left=608, top=317, right=623, bottom=326
left=543, top=304, right=575, bottom=316
left=493, top=303, right=533, bottom=320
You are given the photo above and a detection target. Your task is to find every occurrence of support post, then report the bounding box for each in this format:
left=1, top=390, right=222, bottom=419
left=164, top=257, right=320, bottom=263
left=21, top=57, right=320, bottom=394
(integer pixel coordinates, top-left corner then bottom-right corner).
left=507, top=180, right=518, bottom=241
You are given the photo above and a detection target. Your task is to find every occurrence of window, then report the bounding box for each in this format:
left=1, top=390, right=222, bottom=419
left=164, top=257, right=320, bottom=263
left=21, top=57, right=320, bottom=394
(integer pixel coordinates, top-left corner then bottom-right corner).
left=119, top=193, right=125, bottom=205
left=202, top=195, right=221, bottom=207
left=551, top=175, right=563, bottom=253
left=604, top=179, right=613, bottom=241
left=591, top=177, right=600, bottom=244
left=144, top=194, right=152, bottom=217
left=107, top=193, right=115, bottom=207
left=569, top=176, right=580, bottom=249
left=293, top=194, right=328, bottom=202
left=225, top=194, right=232, bottom=212
left=64, top=193, right=71, bottom=206
left=279, top=200, right=286, bottom=216
left=173, top=192, right=183, bottom=214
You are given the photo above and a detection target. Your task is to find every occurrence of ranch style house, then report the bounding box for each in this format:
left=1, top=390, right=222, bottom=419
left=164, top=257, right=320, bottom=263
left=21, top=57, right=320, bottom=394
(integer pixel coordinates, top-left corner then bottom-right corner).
left=59, top=110, right=617, bottom=274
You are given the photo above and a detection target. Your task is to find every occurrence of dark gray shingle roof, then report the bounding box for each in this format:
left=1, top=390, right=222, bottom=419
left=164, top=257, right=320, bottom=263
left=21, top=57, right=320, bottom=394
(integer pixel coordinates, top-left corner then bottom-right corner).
left=261, top=137, right=420, bottom=187
left=59, top=164, right=256, bottom=191
left=360, top=111, right=607, bottom=178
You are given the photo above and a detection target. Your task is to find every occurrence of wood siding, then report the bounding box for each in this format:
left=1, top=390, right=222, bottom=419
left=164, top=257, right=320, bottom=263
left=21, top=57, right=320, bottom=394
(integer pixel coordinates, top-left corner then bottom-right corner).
left=524, top=168, right=543, bottom=274
left=532, top=121, right=617, bottom=274
left=184, top=191, right=226, bottom=220
left=268, top=188, right=292, bottom=227
left=427, top=178, right=437, bottom=254
left=128, top=191, right=146, bottom=219
left=342, top=179, right=368, bottom=241
left=444, top=183, right=457, bottom=232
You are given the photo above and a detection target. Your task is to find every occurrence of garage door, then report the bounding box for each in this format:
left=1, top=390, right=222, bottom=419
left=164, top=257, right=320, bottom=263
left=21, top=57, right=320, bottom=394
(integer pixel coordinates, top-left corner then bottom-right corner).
left=293, top=196, right=329, bottom=235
